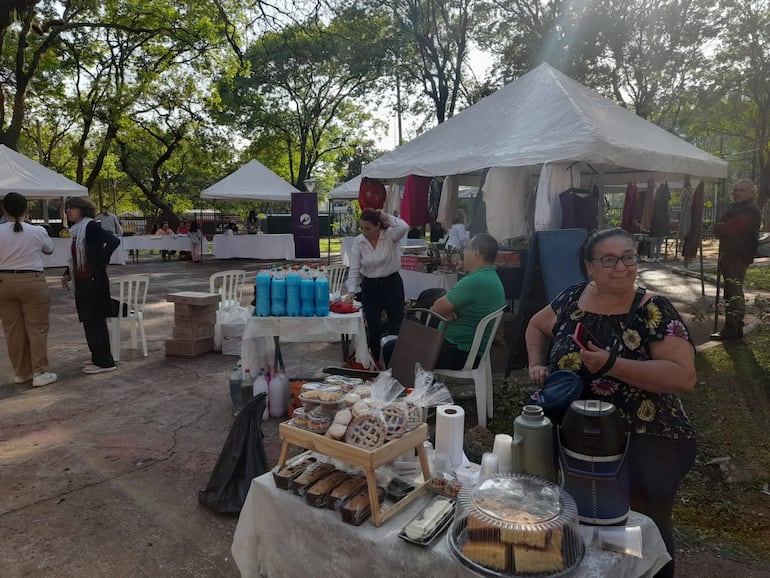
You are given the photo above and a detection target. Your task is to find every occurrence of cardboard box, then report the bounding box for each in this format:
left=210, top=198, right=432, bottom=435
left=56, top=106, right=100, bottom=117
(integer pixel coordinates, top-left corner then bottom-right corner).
left=401, top=255, right=420, bottom=271
left=173, top=324, right=215, bottom=340
left=173, top=302, right=218, bottom=316
left=166, top=292, right=221, bottom=306
left=174, top=310, right=217, bottom=327
left=165, top=337, right=214, bottom=358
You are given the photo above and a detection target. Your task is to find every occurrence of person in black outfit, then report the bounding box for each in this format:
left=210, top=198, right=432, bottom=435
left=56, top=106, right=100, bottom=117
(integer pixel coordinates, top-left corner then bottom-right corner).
left=62, top=197, right=121, bottom=373
left=711, top=179, right=762, bottom=341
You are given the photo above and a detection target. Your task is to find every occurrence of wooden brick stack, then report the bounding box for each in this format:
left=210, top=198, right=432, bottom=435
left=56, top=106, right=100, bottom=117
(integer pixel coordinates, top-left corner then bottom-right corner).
left=165, top=292, right=220, bottom=358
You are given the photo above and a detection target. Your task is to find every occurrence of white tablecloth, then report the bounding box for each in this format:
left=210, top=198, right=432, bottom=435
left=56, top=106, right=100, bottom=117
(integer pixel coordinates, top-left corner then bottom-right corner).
left=44, top=237, right=126, bottom=268
left=399, top=269, right=458, bottom=301
left=232, top=473, right=671, bottom=578
left=342, top=236, right=427, bottom=267
left=213, top=234, right=295, bottom=260
left=122, top=235, right=210, bottom=253
left=241, top=312, right=373, bottom=371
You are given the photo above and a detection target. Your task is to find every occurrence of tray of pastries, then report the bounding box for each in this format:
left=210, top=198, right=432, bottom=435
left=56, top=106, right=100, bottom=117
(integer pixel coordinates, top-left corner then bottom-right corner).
left=447, top=474, right=584, bottom=577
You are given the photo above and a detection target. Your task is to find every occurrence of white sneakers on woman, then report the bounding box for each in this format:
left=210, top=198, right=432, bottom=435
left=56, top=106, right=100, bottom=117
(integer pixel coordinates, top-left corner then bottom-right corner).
left=32, top=372, right=57, bottom=387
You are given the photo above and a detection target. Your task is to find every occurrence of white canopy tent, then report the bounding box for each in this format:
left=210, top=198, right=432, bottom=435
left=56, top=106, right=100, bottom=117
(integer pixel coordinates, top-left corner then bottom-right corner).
left=328, top=175, right=361, bottom=200
left=362, top=63, right=727, bottom=183
left=0, top=144, right=88, bottom=197
left=201, top=159, right=300, bottom=202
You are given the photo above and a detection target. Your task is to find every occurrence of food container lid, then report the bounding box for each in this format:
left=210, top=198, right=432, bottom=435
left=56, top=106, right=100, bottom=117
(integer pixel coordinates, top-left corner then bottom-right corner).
left=461, top=475, right=563, bottom=527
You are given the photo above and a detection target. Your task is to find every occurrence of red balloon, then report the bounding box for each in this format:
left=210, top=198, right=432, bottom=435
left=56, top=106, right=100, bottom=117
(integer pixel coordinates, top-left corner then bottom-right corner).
left=358, top=178, right=386, bottom=210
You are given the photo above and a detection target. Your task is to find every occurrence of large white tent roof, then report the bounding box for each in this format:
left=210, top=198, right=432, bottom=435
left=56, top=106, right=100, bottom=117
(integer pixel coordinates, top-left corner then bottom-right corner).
left=362, top=63, right=727, bottom=181
left=201, top=159, right=299, bottom=202
left=328, top=174, right=361, bottom=199
left=0, top=145, right=88, bottom=197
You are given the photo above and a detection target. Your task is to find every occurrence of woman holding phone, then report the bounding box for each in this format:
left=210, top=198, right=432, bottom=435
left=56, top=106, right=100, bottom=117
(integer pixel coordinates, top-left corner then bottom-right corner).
left=525, top=227, right=696, bottom=578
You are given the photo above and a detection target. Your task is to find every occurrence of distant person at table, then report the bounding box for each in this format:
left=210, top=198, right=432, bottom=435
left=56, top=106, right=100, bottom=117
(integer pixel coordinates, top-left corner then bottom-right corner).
left=344, top=208, right=409, bottom=362
left=0, top=192, right=57, bottom=387
left=61, top=197, right=120, bottom=374
left=245, top=210, right=259, bottom=234
left=157, top=221, right=175, bottom=261
left=445, top=211, right=470, bottom=250
left=176, top=220, right=191, bottom=261
left=430, top=233, right=505, bottom=368
left=189, top=220, right=204, bottom=263
left=711, top=179, right=761, bottom=341
left=149, top=222, right=159, bottom=235
left=226, top=219, right=239, bottom=234
left=96, top=206, right=122, bottom=236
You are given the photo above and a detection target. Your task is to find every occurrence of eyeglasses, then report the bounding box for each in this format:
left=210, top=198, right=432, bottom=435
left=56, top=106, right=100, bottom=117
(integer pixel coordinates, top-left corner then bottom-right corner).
left=592, top=254, right=638, bottom=268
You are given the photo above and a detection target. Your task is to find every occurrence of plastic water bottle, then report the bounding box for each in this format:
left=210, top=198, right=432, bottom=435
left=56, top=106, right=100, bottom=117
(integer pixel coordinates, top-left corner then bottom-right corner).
left=286, top=268, right=301, bottom=317
left=241, top=368, right=254, bottom=404
left=271, top=268, right=286, bottom=316
left=255, top=269, right=271, bottom=317
left=229, top=364, right=243, bottom=416
left=270, top=368, right=289, bottom=418
left=300, top=267, right=315, bottom=317
left=253, top=368, right=269, bottom=420
left=314, top=267, right=330, bottom=317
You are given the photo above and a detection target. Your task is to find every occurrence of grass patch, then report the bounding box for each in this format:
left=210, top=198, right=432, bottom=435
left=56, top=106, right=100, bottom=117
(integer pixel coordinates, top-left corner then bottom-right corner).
left=319, top=237, right=343, bottom=254
left=746, top=266, right=770, bottom=291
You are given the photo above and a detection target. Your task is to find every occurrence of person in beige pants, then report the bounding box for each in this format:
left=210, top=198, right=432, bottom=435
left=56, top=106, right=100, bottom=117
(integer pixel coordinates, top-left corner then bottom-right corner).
left=0, top=192, right=57, bottom=387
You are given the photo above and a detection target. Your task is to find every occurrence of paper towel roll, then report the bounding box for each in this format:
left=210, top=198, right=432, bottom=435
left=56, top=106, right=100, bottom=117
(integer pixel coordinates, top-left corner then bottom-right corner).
left=435, top=404, right=465, bottom=469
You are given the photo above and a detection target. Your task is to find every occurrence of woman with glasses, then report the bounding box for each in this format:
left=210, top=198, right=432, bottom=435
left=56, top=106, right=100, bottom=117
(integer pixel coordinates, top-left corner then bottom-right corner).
left=525, top=227, right=696, bottom=578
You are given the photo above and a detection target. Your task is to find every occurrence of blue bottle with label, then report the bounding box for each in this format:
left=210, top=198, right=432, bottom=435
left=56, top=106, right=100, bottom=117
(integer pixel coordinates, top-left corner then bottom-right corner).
left=286, top=269, right=301, bottom=317
left=271, top=268, right=286, bottom=316
left=255, top=269, right=271, bottom=317
left=300, top=267, right=315, bottom=317
left=314, top=268, right=329, bottom=317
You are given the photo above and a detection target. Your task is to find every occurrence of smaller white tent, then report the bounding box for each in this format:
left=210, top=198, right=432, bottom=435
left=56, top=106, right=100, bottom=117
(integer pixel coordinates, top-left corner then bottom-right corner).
left=328, top=175, right=362, bottom=200
left=201, top=159, right=300, bottom=202
left=0, top=145, right=88, bottom=197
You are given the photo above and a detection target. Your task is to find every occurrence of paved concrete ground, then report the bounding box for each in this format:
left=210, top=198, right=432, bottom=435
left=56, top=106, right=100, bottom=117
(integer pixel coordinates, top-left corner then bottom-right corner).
left=0, top=245, right=764, bottom=577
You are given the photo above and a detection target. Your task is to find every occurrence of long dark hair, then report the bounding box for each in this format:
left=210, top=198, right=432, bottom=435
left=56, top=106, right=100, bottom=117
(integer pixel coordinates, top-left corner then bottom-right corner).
left=578, top=228, right=634, bottom=276
left=65, top=196, right=96, bottom=219
left=190, top=220, right=199, bottom=233
left=3, top=192, right=28, bottom=232
left=360, top=208, right=381, bottom=227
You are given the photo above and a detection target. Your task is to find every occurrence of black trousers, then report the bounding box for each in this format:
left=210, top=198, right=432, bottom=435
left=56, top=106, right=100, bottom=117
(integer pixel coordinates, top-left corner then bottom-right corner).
left=361, top=272, right=404, bottom=361
left=83, top=316, right=115, bottom=368
left=628, top=434, right=697, bottom=578
left=719, top=253, right=749, bottom=329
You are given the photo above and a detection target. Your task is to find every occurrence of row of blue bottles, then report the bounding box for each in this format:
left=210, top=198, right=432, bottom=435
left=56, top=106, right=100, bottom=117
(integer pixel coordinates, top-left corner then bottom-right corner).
left=255, top=269, right=271, bottom=317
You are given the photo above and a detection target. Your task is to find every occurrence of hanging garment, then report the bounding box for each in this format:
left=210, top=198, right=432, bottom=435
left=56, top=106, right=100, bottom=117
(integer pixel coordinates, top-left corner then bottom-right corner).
left=483, top=166, right=530, bottom=241
left=621, top=182, right=639, bottom=233
left=640, top=178, right=656, bottom=232
left=534, top=163, right=580, bottom=230
left=469, top=169, right=490, bottom=237
left=559, top=186, right=598, bottom=230
left=384, top=183, right=401, bottom=216
left=437, top=175, right=459, bottom=230
left=649, top=182, right=671, bottom=238
left=400, top=175, right=432, bottom=226
left=679, top=184, right=694, bottom=240
left=428, top=178, right=442, bottom=222
left=682, top=182, right=705, bottom=259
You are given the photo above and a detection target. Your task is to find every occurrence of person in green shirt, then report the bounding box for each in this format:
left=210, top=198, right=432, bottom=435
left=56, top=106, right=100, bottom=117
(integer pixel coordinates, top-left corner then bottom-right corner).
left=431, top=233, right=506, bottom=369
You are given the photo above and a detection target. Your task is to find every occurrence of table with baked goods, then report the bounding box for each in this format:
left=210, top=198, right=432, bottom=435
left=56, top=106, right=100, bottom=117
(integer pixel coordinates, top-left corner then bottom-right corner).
left=240, top=311, right=374, bottom=372
left=212, top=233, right=295, bottom=260
left=231, top=472, right=671, bottom=578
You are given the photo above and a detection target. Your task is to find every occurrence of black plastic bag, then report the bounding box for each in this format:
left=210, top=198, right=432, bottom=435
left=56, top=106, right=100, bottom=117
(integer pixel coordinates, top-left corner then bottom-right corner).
left=198, top=393, right=269, bottom=514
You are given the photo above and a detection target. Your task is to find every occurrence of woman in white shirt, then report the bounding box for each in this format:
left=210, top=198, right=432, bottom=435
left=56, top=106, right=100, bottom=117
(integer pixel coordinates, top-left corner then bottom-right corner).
left=445, top=211, right=469, bottom=250
left=345, top=208, right=409, bottom=362
left=0, top=192, right=57, bottom=387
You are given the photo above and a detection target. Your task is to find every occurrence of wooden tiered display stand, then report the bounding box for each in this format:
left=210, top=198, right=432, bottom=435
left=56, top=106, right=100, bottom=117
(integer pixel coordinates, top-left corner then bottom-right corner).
left=277, top=421, right=432, bottom=527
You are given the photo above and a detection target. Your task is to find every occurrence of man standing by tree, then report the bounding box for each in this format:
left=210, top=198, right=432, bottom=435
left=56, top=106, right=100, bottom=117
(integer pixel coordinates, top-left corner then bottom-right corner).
left=96, top=206, right=122, bottom=237
left=711, top=179, right=762, bottom=341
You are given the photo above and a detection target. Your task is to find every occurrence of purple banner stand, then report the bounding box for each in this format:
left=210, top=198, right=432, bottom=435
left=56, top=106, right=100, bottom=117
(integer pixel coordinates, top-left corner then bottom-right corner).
left=291, top=192, right=320, bottom=259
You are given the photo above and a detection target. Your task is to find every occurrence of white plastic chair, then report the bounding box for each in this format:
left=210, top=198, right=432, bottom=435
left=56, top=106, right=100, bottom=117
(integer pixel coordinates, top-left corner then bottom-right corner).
left=325, top=265, right=348, bottom=296
left=433, top=307, right=505, bottom=428
left=209, top=269, right=246, bottom=310
left=108, top=275, right=150, bottom=362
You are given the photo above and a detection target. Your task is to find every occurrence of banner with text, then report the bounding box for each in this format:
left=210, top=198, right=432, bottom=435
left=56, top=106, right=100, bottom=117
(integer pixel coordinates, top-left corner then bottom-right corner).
left=291, top=192, right=320, bottom=259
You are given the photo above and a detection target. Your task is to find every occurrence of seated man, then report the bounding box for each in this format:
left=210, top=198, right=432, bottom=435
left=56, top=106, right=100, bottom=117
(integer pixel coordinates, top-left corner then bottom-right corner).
left=430, top=233, right=506, bottom=369
left=383, top=233, right=506, bottom=369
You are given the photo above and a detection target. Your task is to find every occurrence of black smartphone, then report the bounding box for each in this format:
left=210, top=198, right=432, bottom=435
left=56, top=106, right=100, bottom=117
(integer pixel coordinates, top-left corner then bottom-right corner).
left=574, top=322, right=602, bottom=350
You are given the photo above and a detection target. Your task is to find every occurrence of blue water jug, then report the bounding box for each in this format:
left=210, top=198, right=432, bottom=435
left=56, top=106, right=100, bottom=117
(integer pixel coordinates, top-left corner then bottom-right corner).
left=314, top=272, right=329, bottom=317
left=271, top=275, right=286, bottom=316
left=286, top=271, right=301, bottom=317
left=300, top=276, right=315, bottom=317
left=255, top=270, right=271, bottom=317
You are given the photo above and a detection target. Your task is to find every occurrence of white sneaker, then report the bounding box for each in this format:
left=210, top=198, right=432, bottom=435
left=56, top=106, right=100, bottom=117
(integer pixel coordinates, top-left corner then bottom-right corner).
left=82, top=364, right=116, bottom=374
left=32, top=372, right=57, bottom=387
left=14, top=374, right=33, bottom=384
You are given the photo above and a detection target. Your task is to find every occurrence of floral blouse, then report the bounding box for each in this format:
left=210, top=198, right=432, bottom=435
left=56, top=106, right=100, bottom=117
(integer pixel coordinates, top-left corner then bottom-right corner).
left=547, top=283, right=695, bottom=440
